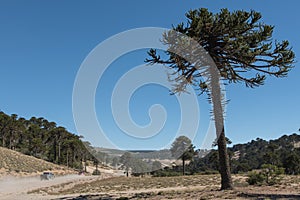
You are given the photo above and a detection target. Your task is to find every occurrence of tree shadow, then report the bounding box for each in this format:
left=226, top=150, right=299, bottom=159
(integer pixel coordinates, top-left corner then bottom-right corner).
left=238, top=192, right=300, bottom=200
left=55, top=194, right=116, bottom=200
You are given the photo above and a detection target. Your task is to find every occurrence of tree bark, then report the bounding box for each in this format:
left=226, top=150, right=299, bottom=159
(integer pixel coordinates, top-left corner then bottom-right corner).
left=58, top=142, right=61, bottom=164
left=73, top=150, right=76, bottom=166
left=182, top=158, right=185, bottom=175
left=67, top=150, right=69, bottom=167
left=217, top=127, right=233, bottom=190
left=209, top=64, right=234, bottom=190
left=2, top=137, right=4, bottom=147
left=9, top=137, right=12, bottom=149
left=53, top=139, right=57, bottom=163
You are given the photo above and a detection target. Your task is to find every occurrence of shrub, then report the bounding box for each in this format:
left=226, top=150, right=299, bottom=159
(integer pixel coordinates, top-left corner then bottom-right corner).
left=152, top=170, right=181, bottom=177
left=247, top=164, right=284, bottom=185
left=247, top=171, right=265, bottom=185
left=92, top=169, right=101, bottom=175
left=261, top=164, right=284, bottom=185
left=116, top=197, right=129, bottom=200
left=197, top=170, right=219, bottom=175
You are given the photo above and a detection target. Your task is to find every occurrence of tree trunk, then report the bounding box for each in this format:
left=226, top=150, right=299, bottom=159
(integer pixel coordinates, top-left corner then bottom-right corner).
left=182, top=158, right=185, bottom=175
left=9, top=136, right=12, bottom=149
left=217, top=127, right=233, bottom=190
left=53, top=139, right=57, bottom=163
left=209, top=64, right=234, bottom=190
left=67, top=150, right=69, bottom=167
left=2, top=136, right=5, bottom=147
left=58, top=142, right=61, bottom=164
left=84, top=156, right=87, bottom=172
left=73, top=150, right=76, bottom=165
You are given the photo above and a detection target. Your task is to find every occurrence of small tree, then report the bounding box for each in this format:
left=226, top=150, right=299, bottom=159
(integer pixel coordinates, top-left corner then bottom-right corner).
left=92, top=158, right=101, bottom=175
left=152, top=160, right=162, bottom=171
left=112, top=157, right=120, bottom=169
left=131, top=158, right=149, bottom=176
left=170, top=136, right=195, bottom=175
left=283, top=152, right=300, bottom=175
left=120, top=152, right=132, bottom=177
left=263, top=143, right=280, bottom=166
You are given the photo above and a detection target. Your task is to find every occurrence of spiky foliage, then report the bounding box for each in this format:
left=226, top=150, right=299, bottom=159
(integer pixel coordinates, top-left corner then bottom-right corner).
left=146, top=8, right=294, bottom=89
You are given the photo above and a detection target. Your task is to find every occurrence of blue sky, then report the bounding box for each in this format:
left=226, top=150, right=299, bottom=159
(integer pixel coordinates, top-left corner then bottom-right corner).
left=0, top=1, right=299, bottom=150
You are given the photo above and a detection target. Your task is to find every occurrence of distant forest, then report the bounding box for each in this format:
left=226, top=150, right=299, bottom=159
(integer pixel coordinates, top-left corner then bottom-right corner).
left=1, top=111, right=300, bottom=176
left=185, top=133, right=300, bottom=175
left=0, top=111, right=94, bottom=169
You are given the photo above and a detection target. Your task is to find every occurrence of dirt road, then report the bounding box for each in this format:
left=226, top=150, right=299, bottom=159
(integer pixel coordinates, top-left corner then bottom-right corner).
left=0, top=174, right=104, bottom=200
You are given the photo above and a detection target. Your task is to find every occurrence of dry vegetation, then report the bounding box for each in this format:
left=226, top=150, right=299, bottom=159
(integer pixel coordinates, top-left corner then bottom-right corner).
left=1, top=147, right=300, bottom=199
left=0, top=147, right=74, bottom=177
left=29, top=174, right=300, bottom=199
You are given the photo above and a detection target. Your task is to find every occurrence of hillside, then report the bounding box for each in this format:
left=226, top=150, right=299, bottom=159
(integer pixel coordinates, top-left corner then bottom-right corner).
left=188, top=133, right=300, bottom=175
left=96, top=147, right=173, bottom=160
left=0, top=147, right=75, bottom=177
left=0, top=111, right=94, bottom=170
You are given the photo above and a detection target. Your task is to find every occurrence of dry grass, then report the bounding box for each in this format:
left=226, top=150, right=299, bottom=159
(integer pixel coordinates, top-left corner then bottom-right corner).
left=0, top=147, right=74, bottom=177
left=28, top=174, right=300, bottom=199
left=45, top=175, right=220, bottom=195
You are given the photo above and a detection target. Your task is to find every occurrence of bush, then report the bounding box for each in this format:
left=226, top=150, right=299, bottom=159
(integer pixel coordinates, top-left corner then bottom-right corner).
left=92, top=169, right=101, bottom=175
left=131, top=172, right=146, bottom=177
left=197, top=170, right=219, bottom=175
left=72, top=162, right=83, bottom=170
left=247, top=171, right=265, bottom=185
left=152, top=170, right=181, bottom=177
left=261, top=164, right=284, bottom=185
left=247, top=164, right=284, bottom=185
left=116, top=197, right=129, bottom=200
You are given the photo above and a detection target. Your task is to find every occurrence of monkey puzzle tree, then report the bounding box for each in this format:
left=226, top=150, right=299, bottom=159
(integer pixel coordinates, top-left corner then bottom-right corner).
left=170, top=136, right=195, bottom=175
left=120, top=152, right=132, bottom=177
left=146, top=8, right=295, bottom=190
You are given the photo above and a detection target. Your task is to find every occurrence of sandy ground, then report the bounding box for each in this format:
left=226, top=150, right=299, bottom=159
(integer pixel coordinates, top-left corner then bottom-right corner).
left=0, top=161, right=125, bottom=200
left=2, top=172, right=299, bottom=200
left=0, top=174, right=111, bottom=200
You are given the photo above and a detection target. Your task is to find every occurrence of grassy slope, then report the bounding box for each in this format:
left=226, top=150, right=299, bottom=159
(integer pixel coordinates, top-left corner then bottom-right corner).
left=0, top=146, right=73, bottom=175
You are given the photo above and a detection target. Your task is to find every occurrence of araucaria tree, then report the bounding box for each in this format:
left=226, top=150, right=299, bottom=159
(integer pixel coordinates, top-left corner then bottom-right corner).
left=146, top=8, right=295, bottom=190
left=170, top=136, right=195, bottom=175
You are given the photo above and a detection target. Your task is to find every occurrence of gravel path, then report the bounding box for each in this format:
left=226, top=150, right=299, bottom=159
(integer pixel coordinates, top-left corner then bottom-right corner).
left=0, top=174, right=104, bottom=200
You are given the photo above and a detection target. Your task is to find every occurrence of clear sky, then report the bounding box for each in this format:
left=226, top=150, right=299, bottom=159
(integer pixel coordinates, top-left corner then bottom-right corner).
left=0, top=0, right=299, bottom=150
